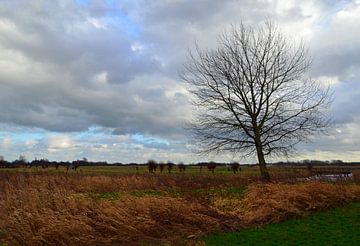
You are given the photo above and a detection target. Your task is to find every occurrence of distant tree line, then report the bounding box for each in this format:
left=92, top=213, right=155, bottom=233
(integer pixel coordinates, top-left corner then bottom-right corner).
left=145, top=160, right=242, bottom=174
left=0, top=156, right=96, bottom=170
left=0, top=155, right=357, bottom=172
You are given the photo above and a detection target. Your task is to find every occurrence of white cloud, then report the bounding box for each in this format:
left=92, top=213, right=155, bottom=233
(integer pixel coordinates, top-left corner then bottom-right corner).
left=1, top=137, right=12, bottom=148
left=93, top=71, right=108, bottom=84
left=24, top=139, right=37, bottom=149
left=47, top=134, right=75, bottom=152
left=131, top=42, right=144, bottom=52
left=87, top=17, right=107, bottom=30
left=317, top=76, right=340, bottom=87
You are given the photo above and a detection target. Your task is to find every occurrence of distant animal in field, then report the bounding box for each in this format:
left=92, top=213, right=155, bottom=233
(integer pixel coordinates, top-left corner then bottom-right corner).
left=67, top=161, right=80, bottom=172
left=178, top=163, right=186, bottom=173
left=67, top=164, right=78, bottom=172
left=207, top=162, right=217, bottom=174
left=230, top=162, right=241, bottom=174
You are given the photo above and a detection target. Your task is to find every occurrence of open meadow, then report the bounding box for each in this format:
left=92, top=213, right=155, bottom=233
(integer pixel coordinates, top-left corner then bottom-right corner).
left=0, top=165, right=360, bottom=245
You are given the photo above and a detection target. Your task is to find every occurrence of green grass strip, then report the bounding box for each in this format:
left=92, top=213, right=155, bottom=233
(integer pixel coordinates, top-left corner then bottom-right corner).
left=88, top=191, right=123, bottom=200
left=203, top=202, right=360, bottom=246
left=87, top=190, right=164, bottom=200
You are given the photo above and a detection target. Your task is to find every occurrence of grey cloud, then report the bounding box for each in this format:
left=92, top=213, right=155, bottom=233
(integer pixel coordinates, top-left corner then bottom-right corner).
left=0, top=0, right=359, bottom=162
left=122, top=0, right=273, bottom=76
left=331, top=81, right=360, bottom=124
left=0, top=0, right=189, bottom=139
left=308, top=2, right=360, bottom=79
left=312, top=47, right=360, bottom=80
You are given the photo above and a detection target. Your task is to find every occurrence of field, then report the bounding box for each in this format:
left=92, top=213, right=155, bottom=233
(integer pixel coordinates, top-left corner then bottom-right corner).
left=0, top=165, right=359, bottom=245
left=0, top=164, right=299, bottom=176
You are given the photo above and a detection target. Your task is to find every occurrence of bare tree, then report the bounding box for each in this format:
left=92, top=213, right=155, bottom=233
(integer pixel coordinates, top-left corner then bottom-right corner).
left=147, top=160, right=158, bottom=173
left=167, top=162, right=175, bottom=174
left=182, top=22, right=330, bottom=180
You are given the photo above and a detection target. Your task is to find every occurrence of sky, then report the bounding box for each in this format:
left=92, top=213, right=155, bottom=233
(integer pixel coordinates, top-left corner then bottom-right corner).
left=0, top=0, right=360, bottom=163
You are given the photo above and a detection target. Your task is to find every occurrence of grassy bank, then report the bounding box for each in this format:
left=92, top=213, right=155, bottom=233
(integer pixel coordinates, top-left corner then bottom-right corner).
left=204, top=202, right=360, bottom=245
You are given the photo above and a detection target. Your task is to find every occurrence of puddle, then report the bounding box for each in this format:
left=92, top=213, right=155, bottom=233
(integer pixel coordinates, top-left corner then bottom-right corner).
left=299, top=173, right=354, bottom=181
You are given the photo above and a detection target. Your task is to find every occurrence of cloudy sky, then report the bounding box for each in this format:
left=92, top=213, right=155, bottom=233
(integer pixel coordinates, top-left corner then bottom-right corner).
left=0, top=0, right=359, bottom=163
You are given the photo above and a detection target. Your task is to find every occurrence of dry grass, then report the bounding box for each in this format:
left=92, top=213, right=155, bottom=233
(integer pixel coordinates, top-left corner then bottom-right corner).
left=0, top=173, right=246, bottom=245
left=0, top=173, right=359, bottom=245
left=0, top=172, right=257, bottom=193
left=1, top=192, right=227, bottom=245
left=212, top=181, right=360, bottom=225
left=353, top=170, right=360, bottom=183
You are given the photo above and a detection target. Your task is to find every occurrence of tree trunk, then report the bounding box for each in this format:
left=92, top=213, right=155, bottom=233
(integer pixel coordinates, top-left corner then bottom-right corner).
left=253, top=125, right=270, bottom=181
left=254, top=131, right=270, bottom=181
left=256, top=145, right=270, bottom=181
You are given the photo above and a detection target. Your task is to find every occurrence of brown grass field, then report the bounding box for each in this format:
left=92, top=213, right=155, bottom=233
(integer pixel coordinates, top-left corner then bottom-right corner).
left=0, top=166, right=359, bottom=245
